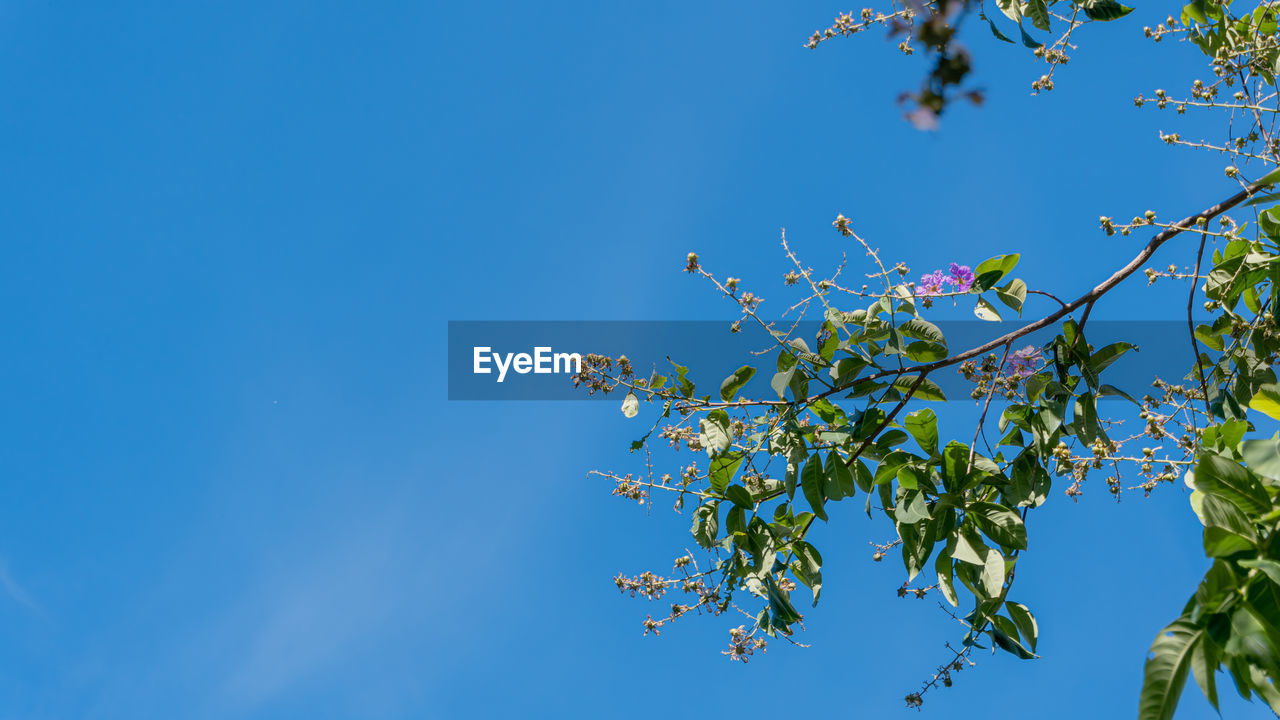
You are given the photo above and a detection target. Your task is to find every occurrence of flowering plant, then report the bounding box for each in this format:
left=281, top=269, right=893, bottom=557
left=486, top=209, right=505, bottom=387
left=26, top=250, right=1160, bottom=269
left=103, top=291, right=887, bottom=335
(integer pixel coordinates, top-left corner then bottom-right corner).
left=580, top=2, right=1280, bottom=717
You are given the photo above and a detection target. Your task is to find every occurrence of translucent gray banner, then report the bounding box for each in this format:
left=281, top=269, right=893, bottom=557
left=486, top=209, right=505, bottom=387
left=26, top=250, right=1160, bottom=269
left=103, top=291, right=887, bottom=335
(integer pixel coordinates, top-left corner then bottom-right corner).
left=447, top=320, right=1199, bottom=401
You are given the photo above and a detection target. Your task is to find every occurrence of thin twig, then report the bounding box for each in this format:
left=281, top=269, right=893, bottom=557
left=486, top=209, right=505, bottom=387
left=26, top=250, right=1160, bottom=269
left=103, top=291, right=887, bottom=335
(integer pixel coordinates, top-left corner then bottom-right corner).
left=1188, top=231, right=1214, bottom=418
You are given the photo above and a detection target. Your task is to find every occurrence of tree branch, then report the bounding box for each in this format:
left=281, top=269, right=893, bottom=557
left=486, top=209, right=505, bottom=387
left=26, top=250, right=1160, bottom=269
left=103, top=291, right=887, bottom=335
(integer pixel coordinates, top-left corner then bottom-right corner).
left=812, top=180, right=1270, bottom=400
left=1188, top=230, right=1213, bottom=418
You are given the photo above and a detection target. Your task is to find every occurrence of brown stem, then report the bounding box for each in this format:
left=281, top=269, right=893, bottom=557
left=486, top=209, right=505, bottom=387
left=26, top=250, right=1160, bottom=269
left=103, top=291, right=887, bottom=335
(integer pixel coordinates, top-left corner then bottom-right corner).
left=842, top=372, right=930, bottom=468
left=967, top=342, right=1013, bottom=474
left=1026, top=288, right=1068, bottom=309
left=635, top=180, right=1268, bottom=414
left=1188, top=231, right=1213, bottom=418
left=812, top=180, right=1268, bottom=400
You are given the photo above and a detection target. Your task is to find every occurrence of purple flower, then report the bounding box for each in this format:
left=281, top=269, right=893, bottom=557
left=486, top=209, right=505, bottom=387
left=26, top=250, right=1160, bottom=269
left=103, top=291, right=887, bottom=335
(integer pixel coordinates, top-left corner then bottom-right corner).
left=906, top=107, right=939, bottom=132
left=1004, top=345, right=1043, bottom=379
left=947, top=263, right=975, bottom=292
left=917, top=270, right=948, bottom=296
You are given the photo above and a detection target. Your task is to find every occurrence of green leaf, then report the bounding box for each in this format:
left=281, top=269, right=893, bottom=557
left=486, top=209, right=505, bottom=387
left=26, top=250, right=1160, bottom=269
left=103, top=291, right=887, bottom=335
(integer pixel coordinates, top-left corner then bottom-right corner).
left=621, top=392, right=639, bottom=418
left=698, top=409, right=733, bottom=456
left=772, top=352, right=798, bottom=400
left=1250, top=384, right=1280, bottom=421
left=942, top=441, right=971, bottom=494
left=892, top=375, right=947, bottom=401
left=719, top=365, right=756, bottom=402
left=809, top=398, right=841, bottom=424
left=987, top=16, right=1016, bottom=43
left=1139, top=620, right=1203, bottom=720
left=771, top=368, right=795, bottom=400
left=1207, top=420, right=1249, bottom=452
left=1195, top=453, right=1272, bottom=516
left=1262, top=207, right=1280, bottom=239
left=791, top=540, right=823, bottom=606
left=904, top=408, right=939, bottom=456
left=996, top=279, right=1027, bottom=315
left=992, top=618, right=1038, bottom=659
left=1198, top=486, right=1259, bottom=538
left=895, top=465, right=922, bottom=492
left=1018, top=25, right=1041, bottom=49
left=1206, top=256, right=1247, bottom=302
left=764, top=574, right=802, bottom=626
left=1241, top=190, right=1280, bottom=210
left=1008, top=453, right=1051, bottom=508
left=877, top=429, right=909, bottom=450
left=1072, top=392, right=1105, bottom=445
left=895, top=490, right=930, bottom=524
left=1025, top=0, right=1050, bottom=30
left=708, top=451, right=744, bottom=493
left=824, top=451, right=856, bottom=500
left=852, top=458, right=873, bottom=493
left=1006, top=602, right=1039, bottom=652
left=936, top=549, right=958, bottom=606
left=801, top=454, right=828, bottom=521
left=906, top=340, right=948, bottom=362
left=1248, top=664, right=1280, bottom=714
left=994, top=0, right=1022, bottom=24
left=971, top=502, right=1028, bottom=551
left=1195, top=324, right=1224, bottom=351
left=1226, top=606, right=1280, bottom=677
left=974, top=296, right=1003, bottom=322
left=1182, top=0, right=1208, bottom=25
left=1190, top=629, right=1220, bottom=714
left=1099, top=383, right=1140, bottom=405
left=671, top=360, right=695, bottom=398
left=1255, top=164, right=1280, bottom=188
left=691, top=500, right=720, bottom=549
left=1079, top=0, right=1134, bottom=21
left=974, top=253, right=1021, bottom=290
left=981, top=545, right=1007, bottom=598
left=1198, top=492, right=1258, bottom=558
left=829, top=356, right=867, bottom=385
left=1241, top=558, right=1280, bottom=587
left=1089, top=342, right=1135, bottom=373
left=900, top=519, right=937, bottom=582
left=724, top=484, right=754, bottom=509
left=873, top=451, right=910, bottom=487
left=898, top=317, right=945, bottom=343
left=1192, top=559, right=1239, bottom=614
left=1204, top=526, right=1257, bottom=557
left=951, top=530, right=986, bottom=566
left=725, top=506, right=745, bottom=535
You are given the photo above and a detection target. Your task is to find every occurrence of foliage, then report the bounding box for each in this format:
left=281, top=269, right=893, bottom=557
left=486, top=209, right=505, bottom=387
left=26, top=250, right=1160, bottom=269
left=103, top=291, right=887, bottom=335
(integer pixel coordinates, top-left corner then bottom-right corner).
left=580, top=1, right=1280, bottom=717
left=804, top=0, right=1133, bottom=126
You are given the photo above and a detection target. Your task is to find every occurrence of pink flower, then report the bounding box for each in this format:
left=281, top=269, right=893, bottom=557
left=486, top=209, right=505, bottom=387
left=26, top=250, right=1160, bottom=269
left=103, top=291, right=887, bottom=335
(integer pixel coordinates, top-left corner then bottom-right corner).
left=917, top=264, right=976, bottom=297
left=917, top=270, right=948, bottom=296
left=906, top=107, right=940, bottom=131
left=947, top=263, right=975, bottom=292
left=1005, top=345, right=1043, bottom=379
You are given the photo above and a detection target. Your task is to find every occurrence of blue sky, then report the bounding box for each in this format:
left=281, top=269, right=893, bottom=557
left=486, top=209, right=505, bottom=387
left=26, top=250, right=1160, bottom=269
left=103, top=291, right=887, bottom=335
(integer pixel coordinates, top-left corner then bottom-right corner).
left=0, top=2, right=1269, bottom=718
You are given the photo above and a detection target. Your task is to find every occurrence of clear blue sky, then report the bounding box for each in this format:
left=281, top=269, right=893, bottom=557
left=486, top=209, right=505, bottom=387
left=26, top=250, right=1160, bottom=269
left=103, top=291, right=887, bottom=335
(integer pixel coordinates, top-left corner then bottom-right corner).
left=0, top=2, right=1268, bottom=718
